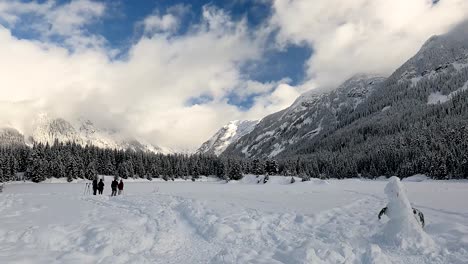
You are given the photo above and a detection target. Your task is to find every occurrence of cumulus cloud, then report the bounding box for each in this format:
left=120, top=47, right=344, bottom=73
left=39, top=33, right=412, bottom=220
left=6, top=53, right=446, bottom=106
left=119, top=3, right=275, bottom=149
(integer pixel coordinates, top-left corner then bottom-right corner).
left=143, top=13, right=179, bottom=34
left=0, top=1, right=292, bottom=150
left=271, top=0, right=468, bottom=89
left=0, top=0, right=106, bottom=49
left=141, top=4, right=190, bottom=35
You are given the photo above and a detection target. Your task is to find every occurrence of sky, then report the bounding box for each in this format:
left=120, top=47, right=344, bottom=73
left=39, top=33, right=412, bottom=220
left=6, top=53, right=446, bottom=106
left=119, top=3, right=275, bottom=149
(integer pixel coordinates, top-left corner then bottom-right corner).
left=0, top=0, right=467, bottom=151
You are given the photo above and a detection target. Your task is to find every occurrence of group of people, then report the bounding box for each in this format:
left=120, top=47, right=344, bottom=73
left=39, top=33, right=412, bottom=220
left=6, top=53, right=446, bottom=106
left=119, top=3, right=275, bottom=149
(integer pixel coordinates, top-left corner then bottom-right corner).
left=92, top=177, right=124, bottom=196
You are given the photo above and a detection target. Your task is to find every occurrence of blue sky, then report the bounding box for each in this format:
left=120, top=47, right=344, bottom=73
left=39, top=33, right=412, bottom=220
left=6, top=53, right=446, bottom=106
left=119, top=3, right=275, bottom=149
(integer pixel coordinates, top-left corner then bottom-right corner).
left=0, top=0, right=466, bottom=149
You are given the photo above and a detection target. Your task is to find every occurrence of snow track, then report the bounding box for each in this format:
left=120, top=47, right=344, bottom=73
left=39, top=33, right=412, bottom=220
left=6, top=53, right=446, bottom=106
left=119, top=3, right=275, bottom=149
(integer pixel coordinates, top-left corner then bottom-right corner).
left=1, top=181, right=467, bottom=263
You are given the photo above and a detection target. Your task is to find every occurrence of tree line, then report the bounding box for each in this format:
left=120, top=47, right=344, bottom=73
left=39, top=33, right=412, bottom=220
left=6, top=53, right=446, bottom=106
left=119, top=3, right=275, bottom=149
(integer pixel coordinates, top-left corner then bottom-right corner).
left=0, top=140, right=283, bottom=183
left=1, top=119, right=466, bottom=183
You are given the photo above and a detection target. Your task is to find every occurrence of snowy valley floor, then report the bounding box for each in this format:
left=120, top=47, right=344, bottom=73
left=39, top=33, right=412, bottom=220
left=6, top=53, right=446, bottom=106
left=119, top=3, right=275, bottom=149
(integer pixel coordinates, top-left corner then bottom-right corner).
left=1, top=178, right=467, bottom=264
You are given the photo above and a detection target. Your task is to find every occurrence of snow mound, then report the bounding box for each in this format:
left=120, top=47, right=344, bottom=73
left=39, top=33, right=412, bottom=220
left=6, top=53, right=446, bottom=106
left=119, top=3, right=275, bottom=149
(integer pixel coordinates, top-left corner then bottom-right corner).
left=376, top=177, right=435, bottom=252
left=301, top=178, right=330, bottom=185
left=375, top=176, right=388, bottom=181
left=41, top=178, right=91, bottom=184
left=238, top=175, right=300, bottom=185
left=403, top=174, right=430, bottom=182
left=362, top=244, right=392, bottom=264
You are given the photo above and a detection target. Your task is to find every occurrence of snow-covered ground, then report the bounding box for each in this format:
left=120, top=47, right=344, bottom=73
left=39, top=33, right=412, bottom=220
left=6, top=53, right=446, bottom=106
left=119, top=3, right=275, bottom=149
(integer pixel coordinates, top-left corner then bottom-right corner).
left=1, top=177, right=467, bottom=264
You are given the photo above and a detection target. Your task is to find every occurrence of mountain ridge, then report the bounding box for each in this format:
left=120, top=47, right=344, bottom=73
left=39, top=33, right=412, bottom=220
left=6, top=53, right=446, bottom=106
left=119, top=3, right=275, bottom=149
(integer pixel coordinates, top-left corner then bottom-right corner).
left=0, top=113, right=172, bottom=154
left=197, top=120, right=258, bottom=156
left=221, top=22, right=468, bottom=164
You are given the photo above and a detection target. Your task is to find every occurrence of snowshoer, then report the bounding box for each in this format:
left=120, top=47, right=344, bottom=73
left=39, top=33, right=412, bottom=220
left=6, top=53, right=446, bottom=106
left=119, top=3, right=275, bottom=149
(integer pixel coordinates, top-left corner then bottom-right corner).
left=111, top=178, right=118, bottom=196
left=92, top=178, right=98, bottom=195
left=378, top=206, right=425, bottom=228
left=98, top=179, right=104, bottom=195
left=118, top=179, right=124, bottom=195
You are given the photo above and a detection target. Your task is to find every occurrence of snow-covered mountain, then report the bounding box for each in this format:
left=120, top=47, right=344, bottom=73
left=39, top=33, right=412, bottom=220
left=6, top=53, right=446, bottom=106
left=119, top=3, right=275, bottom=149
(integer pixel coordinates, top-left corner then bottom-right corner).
left=0, top=127, right=25, bottom=146
left=223, top=21, right=468, bottom=160
left=31, top=114, right=83, bottom=146
left=222, top=74, right=385, bottom=158
left=1, top=113, right=171, bottom=154
left=197, top=120, right=258, bottom=156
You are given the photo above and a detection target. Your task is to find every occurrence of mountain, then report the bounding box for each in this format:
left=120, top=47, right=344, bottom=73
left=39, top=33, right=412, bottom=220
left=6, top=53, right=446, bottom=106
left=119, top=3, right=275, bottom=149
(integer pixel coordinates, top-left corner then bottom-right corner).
left=0, top=127, right=25, bottom=146
left=222, top=74, right=386, bottom=158
left=31, top=114, right=83, bottom=146
left=223, top=21, right=468, bottom=178
left=197, top=120, right=258, bottom=156
left=1, top=113, right=171, bottom=154
left=73, top=117, right=171, bottom=153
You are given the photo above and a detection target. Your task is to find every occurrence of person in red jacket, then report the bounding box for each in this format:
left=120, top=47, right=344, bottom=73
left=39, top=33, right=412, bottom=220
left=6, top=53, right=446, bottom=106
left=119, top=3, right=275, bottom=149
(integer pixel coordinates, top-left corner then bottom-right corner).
left=118, top=179, right=124, bottom=195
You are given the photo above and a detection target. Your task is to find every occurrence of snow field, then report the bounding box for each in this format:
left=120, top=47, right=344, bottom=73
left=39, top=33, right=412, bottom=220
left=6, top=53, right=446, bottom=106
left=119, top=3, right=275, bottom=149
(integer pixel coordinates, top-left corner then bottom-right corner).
left=1, top=178, right=468, bottom=264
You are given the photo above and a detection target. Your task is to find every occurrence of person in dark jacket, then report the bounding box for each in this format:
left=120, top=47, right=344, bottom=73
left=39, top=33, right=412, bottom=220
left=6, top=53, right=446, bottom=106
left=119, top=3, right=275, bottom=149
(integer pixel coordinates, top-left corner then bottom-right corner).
left=92, top=178, right=98, bottom=195
left=98, top=179, right=105, bottom=195
left=118, top=179, right=124, bottom=195
left=111, top=178, right=118, bottom=196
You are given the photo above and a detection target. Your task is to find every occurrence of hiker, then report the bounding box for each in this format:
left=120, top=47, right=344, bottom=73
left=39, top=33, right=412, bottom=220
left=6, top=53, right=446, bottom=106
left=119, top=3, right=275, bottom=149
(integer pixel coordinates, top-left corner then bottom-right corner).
left=92, top=178, right=98, bottom=195
left=98, top=179, right=105, bottom=195
left=111, top=178, right=118, bottom=196
left=118, top=179, right=124, bottom=195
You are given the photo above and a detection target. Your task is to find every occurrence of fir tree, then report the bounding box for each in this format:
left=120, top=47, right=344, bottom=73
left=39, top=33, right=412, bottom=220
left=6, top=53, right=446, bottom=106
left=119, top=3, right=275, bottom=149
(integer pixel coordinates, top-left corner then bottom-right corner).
left=228, top=162, right=243, bottom=181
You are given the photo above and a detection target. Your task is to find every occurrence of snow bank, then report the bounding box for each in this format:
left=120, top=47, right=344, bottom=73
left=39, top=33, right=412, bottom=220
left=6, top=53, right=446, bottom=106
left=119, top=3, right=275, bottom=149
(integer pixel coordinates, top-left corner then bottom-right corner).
left=402, top=174, right=430, bottom=182
left=9, top=175, right=222, bottom=184
left=376, top=177, right=435, bottom=252
left=42, top=177, right=90, bottom=184
left=376, top=176, right=388, bottom=181
left=301, top=178, right=330, bottom=185
left=238, top=175, right=303, bottom=185
left=427, top=92, right=449, bottom=104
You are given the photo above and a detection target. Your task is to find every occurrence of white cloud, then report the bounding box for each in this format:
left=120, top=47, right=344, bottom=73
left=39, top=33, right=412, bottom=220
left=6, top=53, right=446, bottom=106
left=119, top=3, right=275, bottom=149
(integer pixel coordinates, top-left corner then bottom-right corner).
left=143, top=13, right=179, bottom=34
left=0, top=2, right=293, bottom=151
left=271, top=0, right=468, bottom=89
left=141, top=4, right=190, bottom=35
left=244, top=83, right=304, bottom=120
left=0, top=0, right=106, bottom=49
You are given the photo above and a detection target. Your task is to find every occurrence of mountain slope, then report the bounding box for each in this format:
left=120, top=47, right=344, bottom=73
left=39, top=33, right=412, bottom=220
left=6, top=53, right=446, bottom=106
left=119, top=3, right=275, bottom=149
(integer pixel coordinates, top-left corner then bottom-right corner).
left=223, top=21, right=468, bottom=179
left=31, top=114, right=83, bottom=146
left=222, top=74, right=386, bottom=158
left=1, top=114, right=171, bottom=154
left=197, top=120, right=258, bottom=156
left=0, top=127, right=25, bottom=146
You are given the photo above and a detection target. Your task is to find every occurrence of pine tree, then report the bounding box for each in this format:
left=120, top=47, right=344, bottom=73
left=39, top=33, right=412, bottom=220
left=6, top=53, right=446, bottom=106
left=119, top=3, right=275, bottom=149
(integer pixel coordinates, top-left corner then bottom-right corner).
left=228, top=162, right=243, bottom=180
left=265, top=160, right=278, bottom=175
left=252, top=159, right=265, bottom=175
left=117, top=162, right=129, bottom=179
left=85, top=162, right=97, bottom=180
